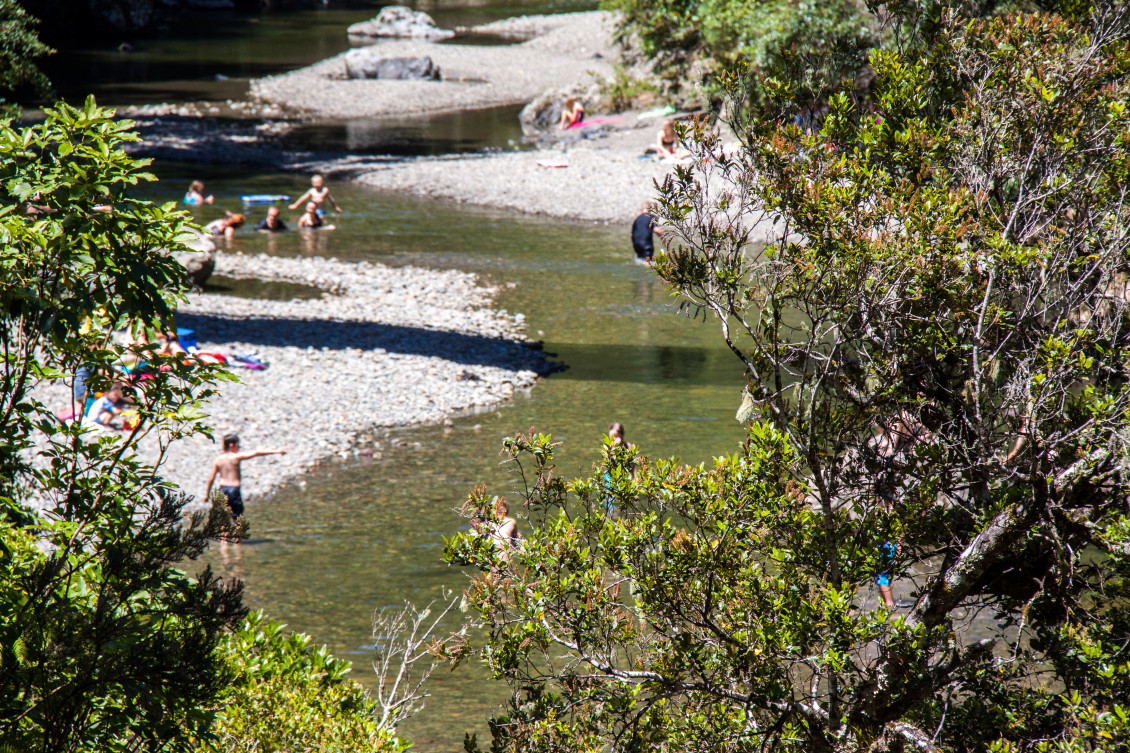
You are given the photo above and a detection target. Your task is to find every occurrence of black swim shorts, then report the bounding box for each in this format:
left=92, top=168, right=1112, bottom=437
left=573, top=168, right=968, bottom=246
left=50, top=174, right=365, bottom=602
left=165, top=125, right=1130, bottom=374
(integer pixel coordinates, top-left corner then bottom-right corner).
left=220, top=485, right=244, bottom=519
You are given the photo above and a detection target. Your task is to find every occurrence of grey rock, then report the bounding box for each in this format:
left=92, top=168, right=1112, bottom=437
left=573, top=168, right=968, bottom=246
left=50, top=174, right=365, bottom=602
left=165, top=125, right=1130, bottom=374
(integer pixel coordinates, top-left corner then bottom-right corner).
left=172, top=231, right=216, bottom=287
left=344, top=50, right=442, bottom=81
left=346, top=6, right=454, bottom=40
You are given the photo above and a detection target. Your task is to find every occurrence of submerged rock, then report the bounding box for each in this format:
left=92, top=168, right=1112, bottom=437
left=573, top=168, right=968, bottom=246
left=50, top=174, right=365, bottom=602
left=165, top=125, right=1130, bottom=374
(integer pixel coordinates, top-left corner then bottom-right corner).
left=344, top=51, right=442, bottom=81
left=346, top=6, right=454, bottom=40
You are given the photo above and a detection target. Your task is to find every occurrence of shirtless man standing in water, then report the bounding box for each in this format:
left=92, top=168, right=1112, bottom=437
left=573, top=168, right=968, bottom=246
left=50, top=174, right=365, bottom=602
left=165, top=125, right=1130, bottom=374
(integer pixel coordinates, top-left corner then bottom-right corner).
left=205, top=434, right=286, bottom=520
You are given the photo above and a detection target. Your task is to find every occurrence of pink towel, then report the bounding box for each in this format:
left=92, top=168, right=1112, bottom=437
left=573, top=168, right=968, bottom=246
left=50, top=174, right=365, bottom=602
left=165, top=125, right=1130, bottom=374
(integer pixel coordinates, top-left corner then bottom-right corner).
left=566, top=117, right=624, bottom=130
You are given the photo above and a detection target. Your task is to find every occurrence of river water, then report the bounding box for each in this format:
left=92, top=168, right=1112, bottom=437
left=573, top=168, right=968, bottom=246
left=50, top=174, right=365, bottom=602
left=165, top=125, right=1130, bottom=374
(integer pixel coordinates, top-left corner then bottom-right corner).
left=49, top=8, right=749, bottom=751
left=161, top=168, right=748, bottom=750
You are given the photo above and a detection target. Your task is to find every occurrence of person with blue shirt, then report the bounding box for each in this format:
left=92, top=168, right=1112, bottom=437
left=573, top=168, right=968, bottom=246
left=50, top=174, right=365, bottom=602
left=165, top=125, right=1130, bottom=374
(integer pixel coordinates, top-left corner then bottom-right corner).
left=184, top=180, right=214, bottom=205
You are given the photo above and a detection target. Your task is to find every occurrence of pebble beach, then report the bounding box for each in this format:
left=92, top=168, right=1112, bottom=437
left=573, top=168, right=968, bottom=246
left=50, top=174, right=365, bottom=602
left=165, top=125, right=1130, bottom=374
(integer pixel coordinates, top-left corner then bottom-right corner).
left=32, top=253, right=550, bottom=512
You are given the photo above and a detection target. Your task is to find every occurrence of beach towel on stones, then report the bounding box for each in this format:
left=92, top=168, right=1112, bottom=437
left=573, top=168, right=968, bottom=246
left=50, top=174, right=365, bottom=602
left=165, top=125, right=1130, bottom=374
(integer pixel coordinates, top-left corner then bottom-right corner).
left=346, top=6, right=454, bottom=39
left=344, top=50, right=442, bottom=81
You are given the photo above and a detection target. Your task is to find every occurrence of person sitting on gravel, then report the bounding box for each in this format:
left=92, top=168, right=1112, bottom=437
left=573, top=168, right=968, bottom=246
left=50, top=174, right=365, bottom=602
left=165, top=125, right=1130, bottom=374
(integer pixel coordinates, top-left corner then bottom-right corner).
left=297, top=201, right=336, bottom=230
left=256, top=205, right=287, bottom=232
left=656, top=118, right=690, bottom=160
left=184, top=180, right=214, bottom=205
left=83, top=383, right=126, bottom=428
left=559, top=96, right=585, bottom=129
left=157, top=331, right=189, bottom=358
left=289, top=174, right=342, bottom=215
left=205, top=433, right=286, bottom=521
left=205, top=211, right=245, bottom=239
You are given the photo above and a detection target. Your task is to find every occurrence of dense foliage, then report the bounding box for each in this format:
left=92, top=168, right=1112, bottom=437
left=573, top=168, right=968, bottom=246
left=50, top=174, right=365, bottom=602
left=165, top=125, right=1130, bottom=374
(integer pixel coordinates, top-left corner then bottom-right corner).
left=602, top=0, right=1106, bottom=106
left=206, top=612, right=404, bottom=753
left=603, top=0, right=877, bottom=104
left=0, top=0, right=52, bottom=114
left=0, top=98, right=420, bottom=752
left=0, top=98, right=244, bottom=751
left=447, top=2, right=1130, bottom=751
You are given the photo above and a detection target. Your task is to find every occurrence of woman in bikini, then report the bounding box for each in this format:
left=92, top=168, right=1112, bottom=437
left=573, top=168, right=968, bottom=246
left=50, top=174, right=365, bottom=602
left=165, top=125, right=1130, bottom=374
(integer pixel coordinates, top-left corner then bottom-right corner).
left=184, top=180, right=214, bottom=205
left=490, top=499, right=521, bottom=562
left=559, top=96, right=585, bottom=129
left=204, top=211, right=244, bottom=239
left=656, top=118, right=690, bottom=159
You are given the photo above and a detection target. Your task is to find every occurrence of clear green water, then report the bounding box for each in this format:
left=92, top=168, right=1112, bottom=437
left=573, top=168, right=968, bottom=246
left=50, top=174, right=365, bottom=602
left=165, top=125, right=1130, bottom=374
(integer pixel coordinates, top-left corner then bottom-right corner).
left=153, top=166, right=749, bottom=750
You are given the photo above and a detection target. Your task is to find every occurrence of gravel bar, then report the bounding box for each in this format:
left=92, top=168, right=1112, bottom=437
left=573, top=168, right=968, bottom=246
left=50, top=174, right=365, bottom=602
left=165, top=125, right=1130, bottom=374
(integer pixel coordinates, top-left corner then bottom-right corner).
left=251, top=12, right=618, bottom=120
left=31, top=254, right=550, bottom=513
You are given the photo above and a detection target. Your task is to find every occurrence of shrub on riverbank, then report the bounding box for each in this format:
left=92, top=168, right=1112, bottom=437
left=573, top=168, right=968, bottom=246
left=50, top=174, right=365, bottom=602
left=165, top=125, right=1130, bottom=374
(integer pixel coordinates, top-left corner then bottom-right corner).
left=0, top=96, right=244, bottom=750
left=0, top=98, right=411, bottom=752
left=206, top=612, right=406, bottom=753
left=447, top=2, right=1130, bottom=750
left=603, top=0, right=876, bottom=104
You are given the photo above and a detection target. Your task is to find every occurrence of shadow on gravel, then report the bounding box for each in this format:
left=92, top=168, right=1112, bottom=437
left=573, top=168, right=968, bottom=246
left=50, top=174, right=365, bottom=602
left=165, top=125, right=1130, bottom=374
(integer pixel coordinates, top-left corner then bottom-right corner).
left=177, top=312, right=556, bottom=374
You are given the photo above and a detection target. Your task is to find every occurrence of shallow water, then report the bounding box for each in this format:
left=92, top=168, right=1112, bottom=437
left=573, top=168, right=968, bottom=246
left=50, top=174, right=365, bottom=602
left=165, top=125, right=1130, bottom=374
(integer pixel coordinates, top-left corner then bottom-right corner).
left=43, top=0, right=596, bottom=109
left=284, top=104, right=527, bottom=156
left=153, top=165, right=749, bottom=750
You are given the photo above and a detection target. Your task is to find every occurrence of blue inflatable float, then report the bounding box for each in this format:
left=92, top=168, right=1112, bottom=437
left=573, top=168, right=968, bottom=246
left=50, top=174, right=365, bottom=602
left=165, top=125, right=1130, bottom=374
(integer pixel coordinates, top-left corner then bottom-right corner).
left=240, top=194, right=290, bottom=204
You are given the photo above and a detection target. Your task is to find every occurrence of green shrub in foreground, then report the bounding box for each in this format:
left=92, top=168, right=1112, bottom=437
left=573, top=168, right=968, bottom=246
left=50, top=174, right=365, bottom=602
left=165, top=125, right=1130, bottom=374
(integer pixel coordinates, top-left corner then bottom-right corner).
left=207, top=612, right=405, bottom=753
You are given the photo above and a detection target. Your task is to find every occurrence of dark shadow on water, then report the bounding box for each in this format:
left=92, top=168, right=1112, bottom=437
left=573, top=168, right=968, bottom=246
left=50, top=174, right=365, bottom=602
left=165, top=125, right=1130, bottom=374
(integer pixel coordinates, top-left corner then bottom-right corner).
left=176, top=311, right=553, bottom=372
left=544, top=343, right=737, bottom=385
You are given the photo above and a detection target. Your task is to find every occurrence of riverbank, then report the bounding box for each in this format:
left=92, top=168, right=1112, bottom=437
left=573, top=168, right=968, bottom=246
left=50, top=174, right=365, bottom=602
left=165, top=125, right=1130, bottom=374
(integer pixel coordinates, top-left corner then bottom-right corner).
left=250, top=12, right=617, bottom=120
left=34, top=253, right=550, bottom=512
left=351, top=126, right=679, bottom=223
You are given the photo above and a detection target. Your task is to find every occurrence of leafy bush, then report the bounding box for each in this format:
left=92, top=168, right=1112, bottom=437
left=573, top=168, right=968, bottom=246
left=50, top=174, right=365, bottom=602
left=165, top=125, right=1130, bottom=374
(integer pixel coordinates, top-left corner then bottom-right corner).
left=448, top=2, right=1130, bottom=751
left=207, top=612, right=405, bottom=753
left=0, top=0, right=53, bottom=115
left=591, top=65, right=660, bottom=112
left=602, top=0, right=877, bottom=104
left=0, top=97, right=244, bottom=751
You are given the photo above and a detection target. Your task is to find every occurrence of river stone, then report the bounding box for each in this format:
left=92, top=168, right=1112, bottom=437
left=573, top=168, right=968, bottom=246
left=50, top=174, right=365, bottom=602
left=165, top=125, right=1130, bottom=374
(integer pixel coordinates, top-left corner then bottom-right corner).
left=172, top=232, right=216, bottom=287
left=346, top=6, right=454, bottom=40
left=344, top=50, right=442, bottom=81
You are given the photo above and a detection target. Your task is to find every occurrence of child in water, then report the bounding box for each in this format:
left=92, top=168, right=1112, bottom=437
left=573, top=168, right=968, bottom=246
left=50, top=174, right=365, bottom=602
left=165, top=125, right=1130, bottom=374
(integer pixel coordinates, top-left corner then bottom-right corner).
left=205, top=434, right=286, bottom=520
left=289, top=174, right=342, bottom=215
left=297, top=201, right=335, bottom=230
left=184, top=180, right=214, bottom=205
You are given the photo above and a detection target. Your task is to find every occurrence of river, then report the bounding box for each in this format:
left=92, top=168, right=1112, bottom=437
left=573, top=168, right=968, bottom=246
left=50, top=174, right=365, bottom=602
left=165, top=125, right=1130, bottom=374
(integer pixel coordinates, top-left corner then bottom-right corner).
left=48, top=7, right=749, bottom=751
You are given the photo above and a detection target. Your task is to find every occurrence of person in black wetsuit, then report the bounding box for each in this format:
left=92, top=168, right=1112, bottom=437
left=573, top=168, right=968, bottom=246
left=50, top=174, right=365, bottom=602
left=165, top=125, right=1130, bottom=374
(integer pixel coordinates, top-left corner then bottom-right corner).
left=631, top=201, right=665, bottom=262
left=256, top=205, right=287, bottom=232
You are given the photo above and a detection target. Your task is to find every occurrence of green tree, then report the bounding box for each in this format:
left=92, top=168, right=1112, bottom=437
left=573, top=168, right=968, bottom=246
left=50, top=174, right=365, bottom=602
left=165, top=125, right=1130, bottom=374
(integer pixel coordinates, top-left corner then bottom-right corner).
left=0, top=97, right=244, bottom=751
left=446, top=3, right=1130, bottom=751
left=0, top=0, right=52, bottom=116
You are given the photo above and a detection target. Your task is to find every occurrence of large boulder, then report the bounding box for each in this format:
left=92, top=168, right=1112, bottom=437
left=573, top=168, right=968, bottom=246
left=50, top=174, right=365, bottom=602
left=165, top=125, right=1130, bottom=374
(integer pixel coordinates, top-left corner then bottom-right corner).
left=520, top=82, right=609, bottom=134
left=172, top=231, right=216, bottom=288
left=344, top=50, right=441, bottom=81
left=346, top=6, right=454, bottom=40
